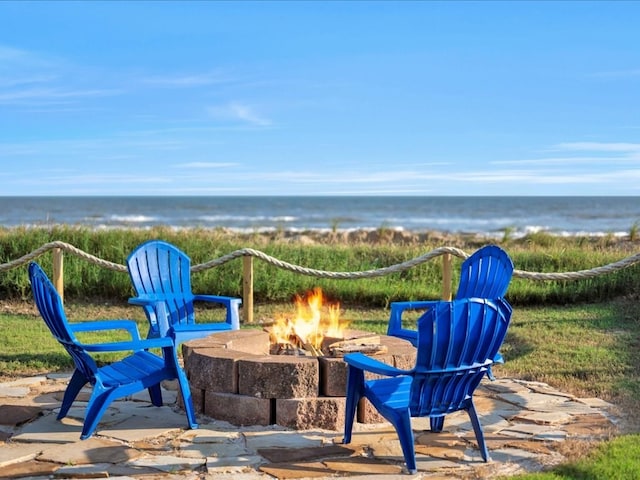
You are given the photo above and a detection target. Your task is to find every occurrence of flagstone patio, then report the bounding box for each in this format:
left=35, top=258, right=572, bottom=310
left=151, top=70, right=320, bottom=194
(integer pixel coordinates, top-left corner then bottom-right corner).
left=0, top=373, right=622, bottom=479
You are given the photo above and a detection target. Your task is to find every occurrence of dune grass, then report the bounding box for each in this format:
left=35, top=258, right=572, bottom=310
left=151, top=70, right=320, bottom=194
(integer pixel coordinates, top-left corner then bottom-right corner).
left=1, top=226, right=639, bottom=306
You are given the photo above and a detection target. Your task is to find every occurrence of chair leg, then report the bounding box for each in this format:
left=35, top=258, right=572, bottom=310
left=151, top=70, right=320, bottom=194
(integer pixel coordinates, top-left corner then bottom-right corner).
left=430, top=416, right=445, bottom=432
left=390, top=410, right=417, bottom=474
left=81, top=388, right=116, bottom=440
left=164, top=346, right=198, bottom=429
left=343, top=366, right=364, bottom=444
left=176, top=368, right=198, bottom=429
left=386, top=306, right=402, bottom=337
left=58, top=369, right=88, bottom=420
left=467, top=401, right=490, bottom=462
left=147, top=384, right=164, bottom=406
left=226, top=300, right=241, bottom=330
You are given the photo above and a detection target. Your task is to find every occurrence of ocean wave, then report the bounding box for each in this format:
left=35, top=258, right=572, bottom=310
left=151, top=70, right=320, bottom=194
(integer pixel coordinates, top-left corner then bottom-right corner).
left=198, top=215, right=298, bottom=223
left=2, top=196, right=637, bottom=238
left=107, top=214, right=159, bottom=223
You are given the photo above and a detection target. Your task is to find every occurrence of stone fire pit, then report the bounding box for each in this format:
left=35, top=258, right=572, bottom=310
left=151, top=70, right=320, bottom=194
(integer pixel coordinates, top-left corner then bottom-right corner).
left=181, top=329, right=416, bottom=430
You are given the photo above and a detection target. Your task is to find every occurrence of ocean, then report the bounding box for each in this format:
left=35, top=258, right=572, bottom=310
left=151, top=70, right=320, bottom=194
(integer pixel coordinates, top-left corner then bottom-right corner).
left=0, top=196, right=638, bottom=239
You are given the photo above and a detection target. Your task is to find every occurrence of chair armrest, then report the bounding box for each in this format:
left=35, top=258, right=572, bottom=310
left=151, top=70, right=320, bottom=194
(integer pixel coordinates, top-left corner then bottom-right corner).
left=390, top=300, right=441, bottom=313
left=69, top=320, right=141, bottom=341
left=193, top=295, right=242, bottom=330
left=130, top=294, right=241, bottom=308
left=81, top=336, right=174, bottom=353
left=128, top=295, right=160, bottom=307
left=172, top=323, right=233, bottom=333
left=388, top=329, right=418, bottom=346
left=128, top=296, right=171, bottom=336
left=387, top=300, right=441, bottom=345
left=193, top=294, right=242, bottom=307
left=128, top=297, right=148, bottom=306
left=343, top=352, right=410, bottom=377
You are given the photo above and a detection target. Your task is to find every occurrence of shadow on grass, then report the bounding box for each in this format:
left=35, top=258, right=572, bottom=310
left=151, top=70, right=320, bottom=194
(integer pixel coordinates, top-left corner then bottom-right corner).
left=549, top=434, right=640, bottom=480
left=0, top=352, right=72, bottom=377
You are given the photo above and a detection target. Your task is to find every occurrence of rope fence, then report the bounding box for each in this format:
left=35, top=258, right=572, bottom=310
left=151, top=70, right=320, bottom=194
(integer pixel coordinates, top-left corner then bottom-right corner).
left=2, top=241, right=640, bottom=322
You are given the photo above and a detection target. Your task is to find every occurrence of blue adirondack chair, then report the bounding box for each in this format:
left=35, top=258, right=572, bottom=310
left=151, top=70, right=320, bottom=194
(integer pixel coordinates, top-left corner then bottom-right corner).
left=127, top=240, right=242, bottom=345
left=28, top=262, right=198, bottom=440
left=344, top=297, right=513, bottom=474
left=387, top=245, right=513, bottom=347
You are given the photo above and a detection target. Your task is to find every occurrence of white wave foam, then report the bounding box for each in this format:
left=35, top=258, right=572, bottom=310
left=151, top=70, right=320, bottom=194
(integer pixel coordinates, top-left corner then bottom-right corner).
left=108, top=214, right=157, bottom=223
left=198, top=215, right=298, bottom=223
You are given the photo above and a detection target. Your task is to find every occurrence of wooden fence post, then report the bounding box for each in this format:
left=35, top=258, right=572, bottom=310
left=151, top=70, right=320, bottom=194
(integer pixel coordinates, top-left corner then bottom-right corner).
left=442, top=253, right=452, bottom=301
left=242, top=255, right=254, bottom=324
left=53, top=248, right=64, bottom=303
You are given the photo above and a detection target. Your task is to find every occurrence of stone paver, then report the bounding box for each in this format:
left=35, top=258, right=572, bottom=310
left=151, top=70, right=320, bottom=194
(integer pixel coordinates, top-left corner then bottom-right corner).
left=0, top=374, right=622, bottom=479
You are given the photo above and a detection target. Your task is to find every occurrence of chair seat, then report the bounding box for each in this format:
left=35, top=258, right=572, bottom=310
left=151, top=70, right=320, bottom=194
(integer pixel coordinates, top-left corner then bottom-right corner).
left=98, top=351, right=167, bottom=387
left=365, top=376, right=412, bottom=409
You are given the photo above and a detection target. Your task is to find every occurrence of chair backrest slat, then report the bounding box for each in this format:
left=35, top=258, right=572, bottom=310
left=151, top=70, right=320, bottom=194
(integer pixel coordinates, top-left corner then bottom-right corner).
left=128, top=240, right=198, bottom=336
left=456, top=245, right=514, bottom=299
left=29, top=263, right=99, bottom=383
left=411, top=298, right=512, bottom=418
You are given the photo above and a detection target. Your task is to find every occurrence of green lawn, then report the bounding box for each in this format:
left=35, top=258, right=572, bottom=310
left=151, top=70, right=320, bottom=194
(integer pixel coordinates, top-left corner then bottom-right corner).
left=1, top=297, right=639, bottom=478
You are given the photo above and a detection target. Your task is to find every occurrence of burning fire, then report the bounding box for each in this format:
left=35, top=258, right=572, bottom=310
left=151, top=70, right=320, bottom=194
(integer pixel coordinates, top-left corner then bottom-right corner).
left=267, top=287, right=349, bottom=353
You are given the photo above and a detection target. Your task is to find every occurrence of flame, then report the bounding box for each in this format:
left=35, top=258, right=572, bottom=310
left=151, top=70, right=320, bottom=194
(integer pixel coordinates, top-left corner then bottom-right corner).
left=268, top=287, right=348, bottom=351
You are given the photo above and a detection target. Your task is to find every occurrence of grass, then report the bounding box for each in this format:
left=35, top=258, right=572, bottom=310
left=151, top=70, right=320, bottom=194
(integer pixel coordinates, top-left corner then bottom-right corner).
left=499, top=434, right=640, bottom=479
left=1, top=299, right=639, bottom=478
left=2, top=298, right=639, bottom=426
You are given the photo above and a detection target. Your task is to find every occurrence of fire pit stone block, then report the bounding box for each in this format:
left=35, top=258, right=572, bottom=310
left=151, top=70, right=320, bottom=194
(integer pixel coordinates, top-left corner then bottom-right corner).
left=177, top=386, right=205, bottom=414
left=358, top=397, right=388, bottom=424
left=204, top=391, right=272, bottom=426
left=238, top=355, right=319, bottom=399
left=182, top=329, right=270, bottom=360
left=318, top=357, right=348, bottom=397
left=276, top=397, right=346, bottom=430
left=186, top=348, right=260, bottom=394
left=318, top=354, right=397, bottom=396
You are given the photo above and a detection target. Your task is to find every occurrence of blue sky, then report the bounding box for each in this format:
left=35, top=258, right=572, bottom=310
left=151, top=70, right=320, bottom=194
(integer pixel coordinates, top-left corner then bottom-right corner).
left=1, top=1, right=639, bottom=196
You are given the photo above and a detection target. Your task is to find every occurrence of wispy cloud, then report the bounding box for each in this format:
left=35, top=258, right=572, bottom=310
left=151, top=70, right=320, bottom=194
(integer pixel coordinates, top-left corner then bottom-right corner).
left=207, top=102, right=272, bottom=127
left=237, top=165, right=640, bottom=191
left=0, top=87, right=122, bottom=105
left=0, top=136, right=185, bottom=158
left=589, top=68, right=640, bottom=78
left=0, top=45, right=57, bottom=67
left=142, top=71, right=232, bottom=88
left=0, top=43, right=125, bottom=109
left=493, top=156, right=638, bottom=166
left=173, top=162, right=239, bottom=168
left=0, top=74, right=57, bottom=89
left=447, top=168, right=640, bottom=186
left=0, top=45, right=27, bottom=60
left=554, top=142, right=640, bottom=153
left=15, top=172, right=172, bottom=187
left=493, top=141, right=640, bottom=167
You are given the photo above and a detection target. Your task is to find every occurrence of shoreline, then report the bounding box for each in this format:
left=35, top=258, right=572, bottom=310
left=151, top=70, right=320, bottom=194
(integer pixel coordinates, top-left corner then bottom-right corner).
left=3, top=224, right=636, bottom=250
left=1, top=223, right=633, bottom=238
